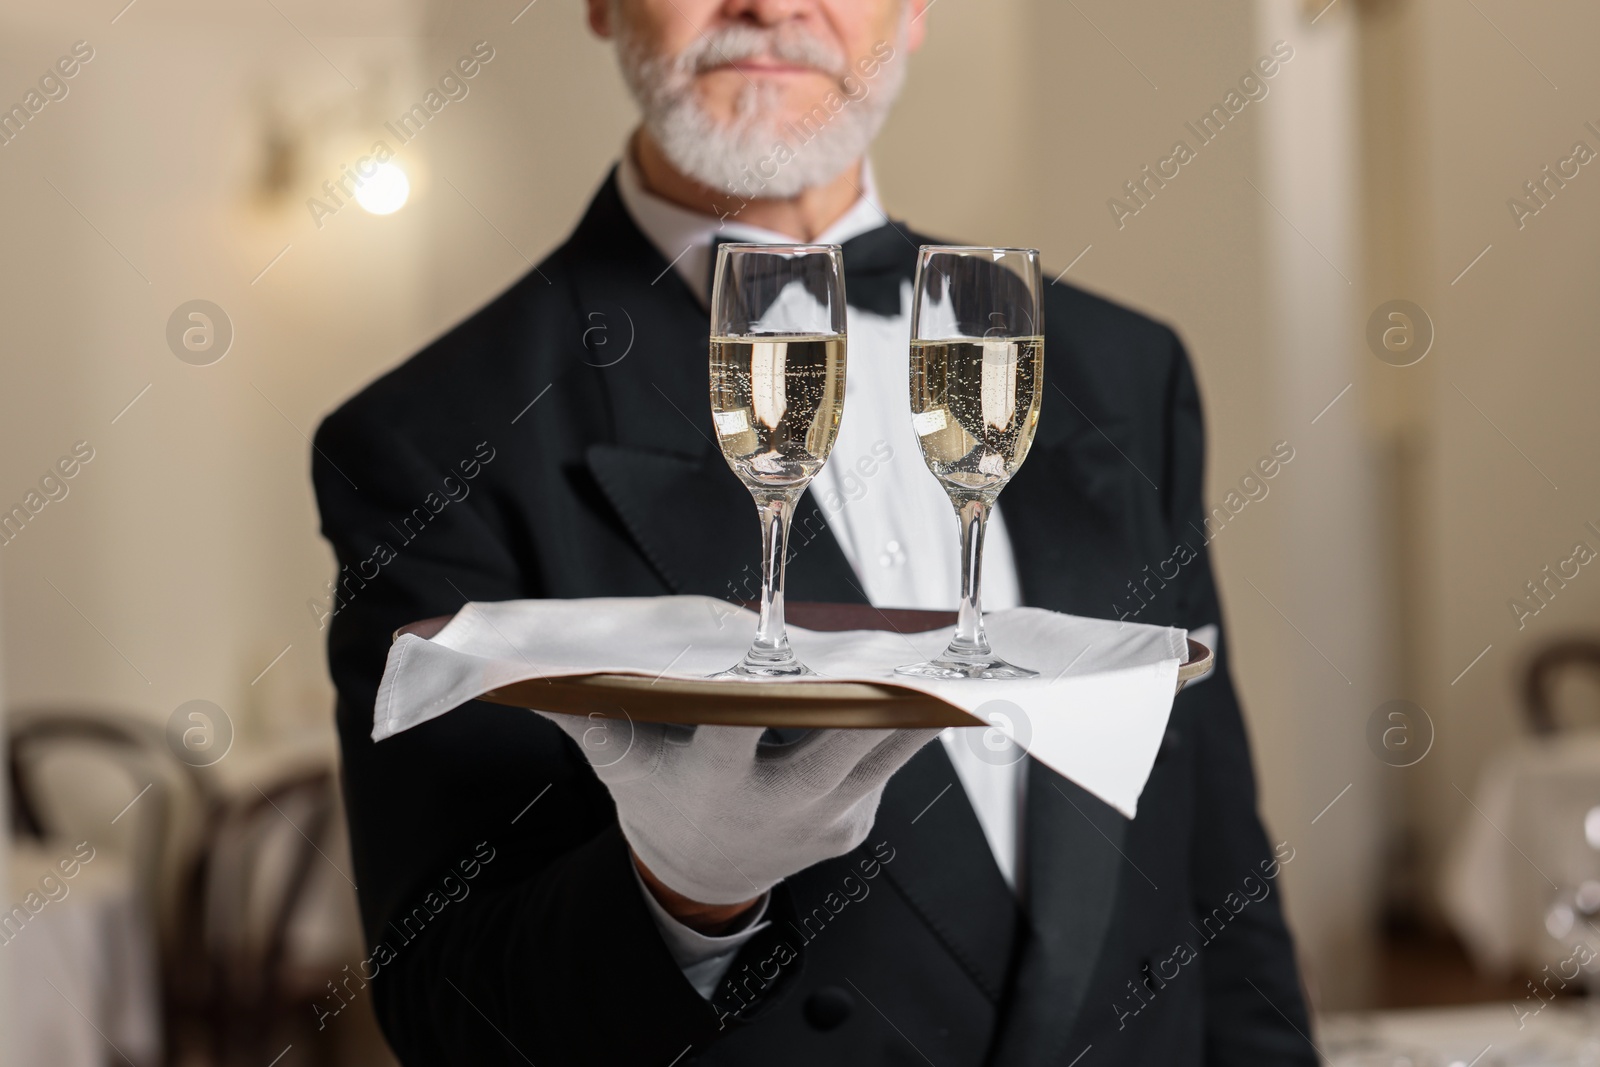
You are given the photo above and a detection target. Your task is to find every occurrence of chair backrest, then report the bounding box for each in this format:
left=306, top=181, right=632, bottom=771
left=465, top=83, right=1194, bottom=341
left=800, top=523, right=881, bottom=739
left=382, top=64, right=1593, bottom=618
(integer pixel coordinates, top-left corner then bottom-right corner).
left=1523, top=638, right=1600, bottom=735
left=202, top=766, right=337, bottom=993
left=9, top=709, right=359, bottom=1062
left=7, top=707, right=217, bottom=958
left=196, top=764, right=351, bottom=1063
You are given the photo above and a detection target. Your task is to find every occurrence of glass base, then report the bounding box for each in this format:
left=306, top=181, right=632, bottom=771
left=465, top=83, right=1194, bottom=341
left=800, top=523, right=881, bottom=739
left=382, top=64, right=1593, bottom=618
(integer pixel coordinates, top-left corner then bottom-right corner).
left=711, top=651, right=817, bottom=680
left=895, top=654, right=1038, bottom=681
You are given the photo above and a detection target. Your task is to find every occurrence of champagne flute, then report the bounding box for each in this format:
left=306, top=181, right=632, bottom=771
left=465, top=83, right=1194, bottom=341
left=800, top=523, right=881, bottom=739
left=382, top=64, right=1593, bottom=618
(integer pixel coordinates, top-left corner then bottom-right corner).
left=897, top=246, right=1044, bottom=680
left=708, top=243, right=848, bottom=678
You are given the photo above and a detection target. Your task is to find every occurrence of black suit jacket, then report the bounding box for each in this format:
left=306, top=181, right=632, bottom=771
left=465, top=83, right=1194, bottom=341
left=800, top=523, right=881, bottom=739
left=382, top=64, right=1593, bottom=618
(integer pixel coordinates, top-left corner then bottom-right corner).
left=312, top=170, right=1315, bottom=1066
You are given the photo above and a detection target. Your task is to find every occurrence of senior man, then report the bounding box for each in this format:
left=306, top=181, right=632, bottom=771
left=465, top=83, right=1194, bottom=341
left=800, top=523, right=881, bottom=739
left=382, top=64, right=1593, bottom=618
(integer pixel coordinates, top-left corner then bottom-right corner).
left=312, top=0, right=1315, bottom=1063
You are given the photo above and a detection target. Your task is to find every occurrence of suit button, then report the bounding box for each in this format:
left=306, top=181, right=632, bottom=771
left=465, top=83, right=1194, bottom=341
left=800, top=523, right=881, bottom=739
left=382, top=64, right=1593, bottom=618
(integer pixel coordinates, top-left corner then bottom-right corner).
left=802, top=986, right=854, bottom=1031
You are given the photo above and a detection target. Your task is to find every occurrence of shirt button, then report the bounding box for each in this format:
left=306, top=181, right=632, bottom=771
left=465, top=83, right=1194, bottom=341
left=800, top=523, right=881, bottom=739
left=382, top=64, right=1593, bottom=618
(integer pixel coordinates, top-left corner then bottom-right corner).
left=878, top=540, right=906, bottom=568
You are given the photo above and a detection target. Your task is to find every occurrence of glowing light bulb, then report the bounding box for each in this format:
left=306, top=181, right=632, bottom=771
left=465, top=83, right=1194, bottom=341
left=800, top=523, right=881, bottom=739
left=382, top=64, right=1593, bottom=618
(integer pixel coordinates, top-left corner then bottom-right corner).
left=355, top=162, right=410, bottom=215
left=1586, top=805, right=1600, bottom=849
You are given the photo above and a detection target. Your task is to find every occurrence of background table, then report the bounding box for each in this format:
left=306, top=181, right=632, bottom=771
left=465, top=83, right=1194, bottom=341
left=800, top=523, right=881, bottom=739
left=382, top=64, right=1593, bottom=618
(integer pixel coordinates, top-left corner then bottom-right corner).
left=1321, top=1003, right=1600, bottom=1065
left=1441, top=733, right=1600, bottom=977
left=8, top=839, right=161, bottom=1067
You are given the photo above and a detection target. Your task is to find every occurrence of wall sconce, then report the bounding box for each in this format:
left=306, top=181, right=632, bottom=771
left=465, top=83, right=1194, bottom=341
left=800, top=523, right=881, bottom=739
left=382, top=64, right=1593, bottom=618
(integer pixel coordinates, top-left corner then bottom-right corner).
left=249, top=65, right=417, bottom=222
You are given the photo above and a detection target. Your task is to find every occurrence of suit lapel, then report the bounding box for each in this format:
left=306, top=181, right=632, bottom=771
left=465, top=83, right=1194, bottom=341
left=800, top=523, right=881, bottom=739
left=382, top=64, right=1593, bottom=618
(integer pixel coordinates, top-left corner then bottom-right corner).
left=986, top=762, right=1128, bottom=1066
left=998, top=340, right=1168, bottom=620
left=871, top=741, right=1020, bottom=1005
left=1001, top=438, right=1149, bottom=617
left=583, top=444, right=863, bottom=603
left=567, top=172, right=862, bottom=604
left=563, top=170, right=719, bottom=459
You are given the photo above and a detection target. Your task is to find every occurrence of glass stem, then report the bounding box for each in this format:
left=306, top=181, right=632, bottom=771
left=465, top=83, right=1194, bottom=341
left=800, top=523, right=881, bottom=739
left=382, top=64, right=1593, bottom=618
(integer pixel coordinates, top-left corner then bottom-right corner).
left=748, top=490, right=800, bottom=665
left=948, top=495, right=993, bottom=658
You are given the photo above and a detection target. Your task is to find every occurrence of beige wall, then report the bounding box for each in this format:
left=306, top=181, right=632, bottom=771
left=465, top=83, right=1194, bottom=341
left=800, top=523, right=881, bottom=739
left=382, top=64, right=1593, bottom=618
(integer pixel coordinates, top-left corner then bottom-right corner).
left=15, top=0, right=1590, bottom=1020
left=1378, top=0, right=1600, bottom=904
left=0, top=5, right=433, bottom=744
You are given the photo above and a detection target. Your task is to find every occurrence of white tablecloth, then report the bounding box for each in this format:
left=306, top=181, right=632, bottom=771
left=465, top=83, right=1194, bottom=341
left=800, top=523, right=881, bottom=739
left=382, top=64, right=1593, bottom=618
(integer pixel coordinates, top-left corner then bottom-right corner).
left=1441, top=733, right=1600, bottom=976
left=6, top=840, right=161, bottom=1067
left=1322, top=1003, right=1600, bottom=1065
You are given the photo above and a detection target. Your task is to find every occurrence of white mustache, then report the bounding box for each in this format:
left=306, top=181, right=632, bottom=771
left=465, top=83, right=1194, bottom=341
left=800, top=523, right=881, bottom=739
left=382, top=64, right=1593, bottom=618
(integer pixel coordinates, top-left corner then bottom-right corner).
left=681, top=24, right=848, bottom=79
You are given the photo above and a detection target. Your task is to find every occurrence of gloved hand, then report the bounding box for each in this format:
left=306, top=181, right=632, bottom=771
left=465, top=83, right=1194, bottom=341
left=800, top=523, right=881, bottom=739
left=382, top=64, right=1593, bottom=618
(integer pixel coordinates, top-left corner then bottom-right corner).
left=538, top=713, right=940, bottom=905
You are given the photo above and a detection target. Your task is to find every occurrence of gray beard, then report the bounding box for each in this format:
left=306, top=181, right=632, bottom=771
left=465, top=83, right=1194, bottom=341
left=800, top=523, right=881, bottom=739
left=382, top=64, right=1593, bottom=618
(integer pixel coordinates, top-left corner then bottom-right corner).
left=613, top=19, right=908, bottom=200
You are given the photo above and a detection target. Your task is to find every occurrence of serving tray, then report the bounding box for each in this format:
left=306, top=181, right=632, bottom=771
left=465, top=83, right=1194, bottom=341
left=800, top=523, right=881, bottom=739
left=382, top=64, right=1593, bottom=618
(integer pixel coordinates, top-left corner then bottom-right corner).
left=395, top=602, right=1211, bottom=729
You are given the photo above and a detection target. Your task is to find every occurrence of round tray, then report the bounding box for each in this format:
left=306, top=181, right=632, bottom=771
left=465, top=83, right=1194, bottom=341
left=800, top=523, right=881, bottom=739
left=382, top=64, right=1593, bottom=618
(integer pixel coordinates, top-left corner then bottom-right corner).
left=398, top=603, right=1212, bottom=729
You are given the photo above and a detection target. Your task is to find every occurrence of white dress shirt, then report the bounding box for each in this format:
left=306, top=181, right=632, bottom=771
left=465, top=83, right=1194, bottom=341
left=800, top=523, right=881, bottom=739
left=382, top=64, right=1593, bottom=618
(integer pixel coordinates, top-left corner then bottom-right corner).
left=615, top=152, right=1029, bottom=996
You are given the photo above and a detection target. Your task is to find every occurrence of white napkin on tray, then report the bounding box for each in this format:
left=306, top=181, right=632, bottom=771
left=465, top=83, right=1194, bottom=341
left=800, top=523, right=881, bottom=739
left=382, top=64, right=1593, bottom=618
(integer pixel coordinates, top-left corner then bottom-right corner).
left=374, top=596, right=1187, bottom=818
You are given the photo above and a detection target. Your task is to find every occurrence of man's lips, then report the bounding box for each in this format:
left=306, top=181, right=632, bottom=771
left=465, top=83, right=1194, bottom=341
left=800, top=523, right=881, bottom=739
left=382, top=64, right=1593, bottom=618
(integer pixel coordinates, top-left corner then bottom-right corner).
left=705, top=59, right=831, bottom=77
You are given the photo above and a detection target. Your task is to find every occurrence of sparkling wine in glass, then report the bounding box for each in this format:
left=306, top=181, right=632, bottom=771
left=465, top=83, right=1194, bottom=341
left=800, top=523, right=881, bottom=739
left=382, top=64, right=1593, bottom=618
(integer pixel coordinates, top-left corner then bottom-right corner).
left=897, top=246, right=1043, bottom=680
left=709, top=243, right=847, bottom=678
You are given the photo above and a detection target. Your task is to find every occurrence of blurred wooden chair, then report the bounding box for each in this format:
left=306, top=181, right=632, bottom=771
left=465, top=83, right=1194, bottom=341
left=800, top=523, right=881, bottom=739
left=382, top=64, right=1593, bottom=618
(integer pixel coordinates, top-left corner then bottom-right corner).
left=8, top=708, right=216, bottom=1065
left=9, top=710, right=353, bottom=1066
left=1523, top=636, right=1600, bottom=735
left=199, top=763, right=341, bottom=1066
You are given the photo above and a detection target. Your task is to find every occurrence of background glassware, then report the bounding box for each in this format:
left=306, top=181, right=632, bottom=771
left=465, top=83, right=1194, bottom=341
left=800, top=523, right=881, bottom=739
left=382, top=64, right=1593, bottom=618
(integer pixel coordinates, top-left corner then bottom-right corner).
left=708, top=243, right=848, bottom=678
left=897, top=246, right=1044, bottom=680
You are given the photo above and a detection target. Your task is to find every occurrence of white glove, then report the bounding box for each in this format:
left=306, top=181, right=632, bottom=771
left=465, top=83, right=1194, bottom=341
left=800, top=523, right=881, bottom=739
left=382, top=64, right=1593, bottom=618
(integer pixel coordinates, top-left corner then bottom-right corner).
left=538, top=713, right=940, bottom=905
